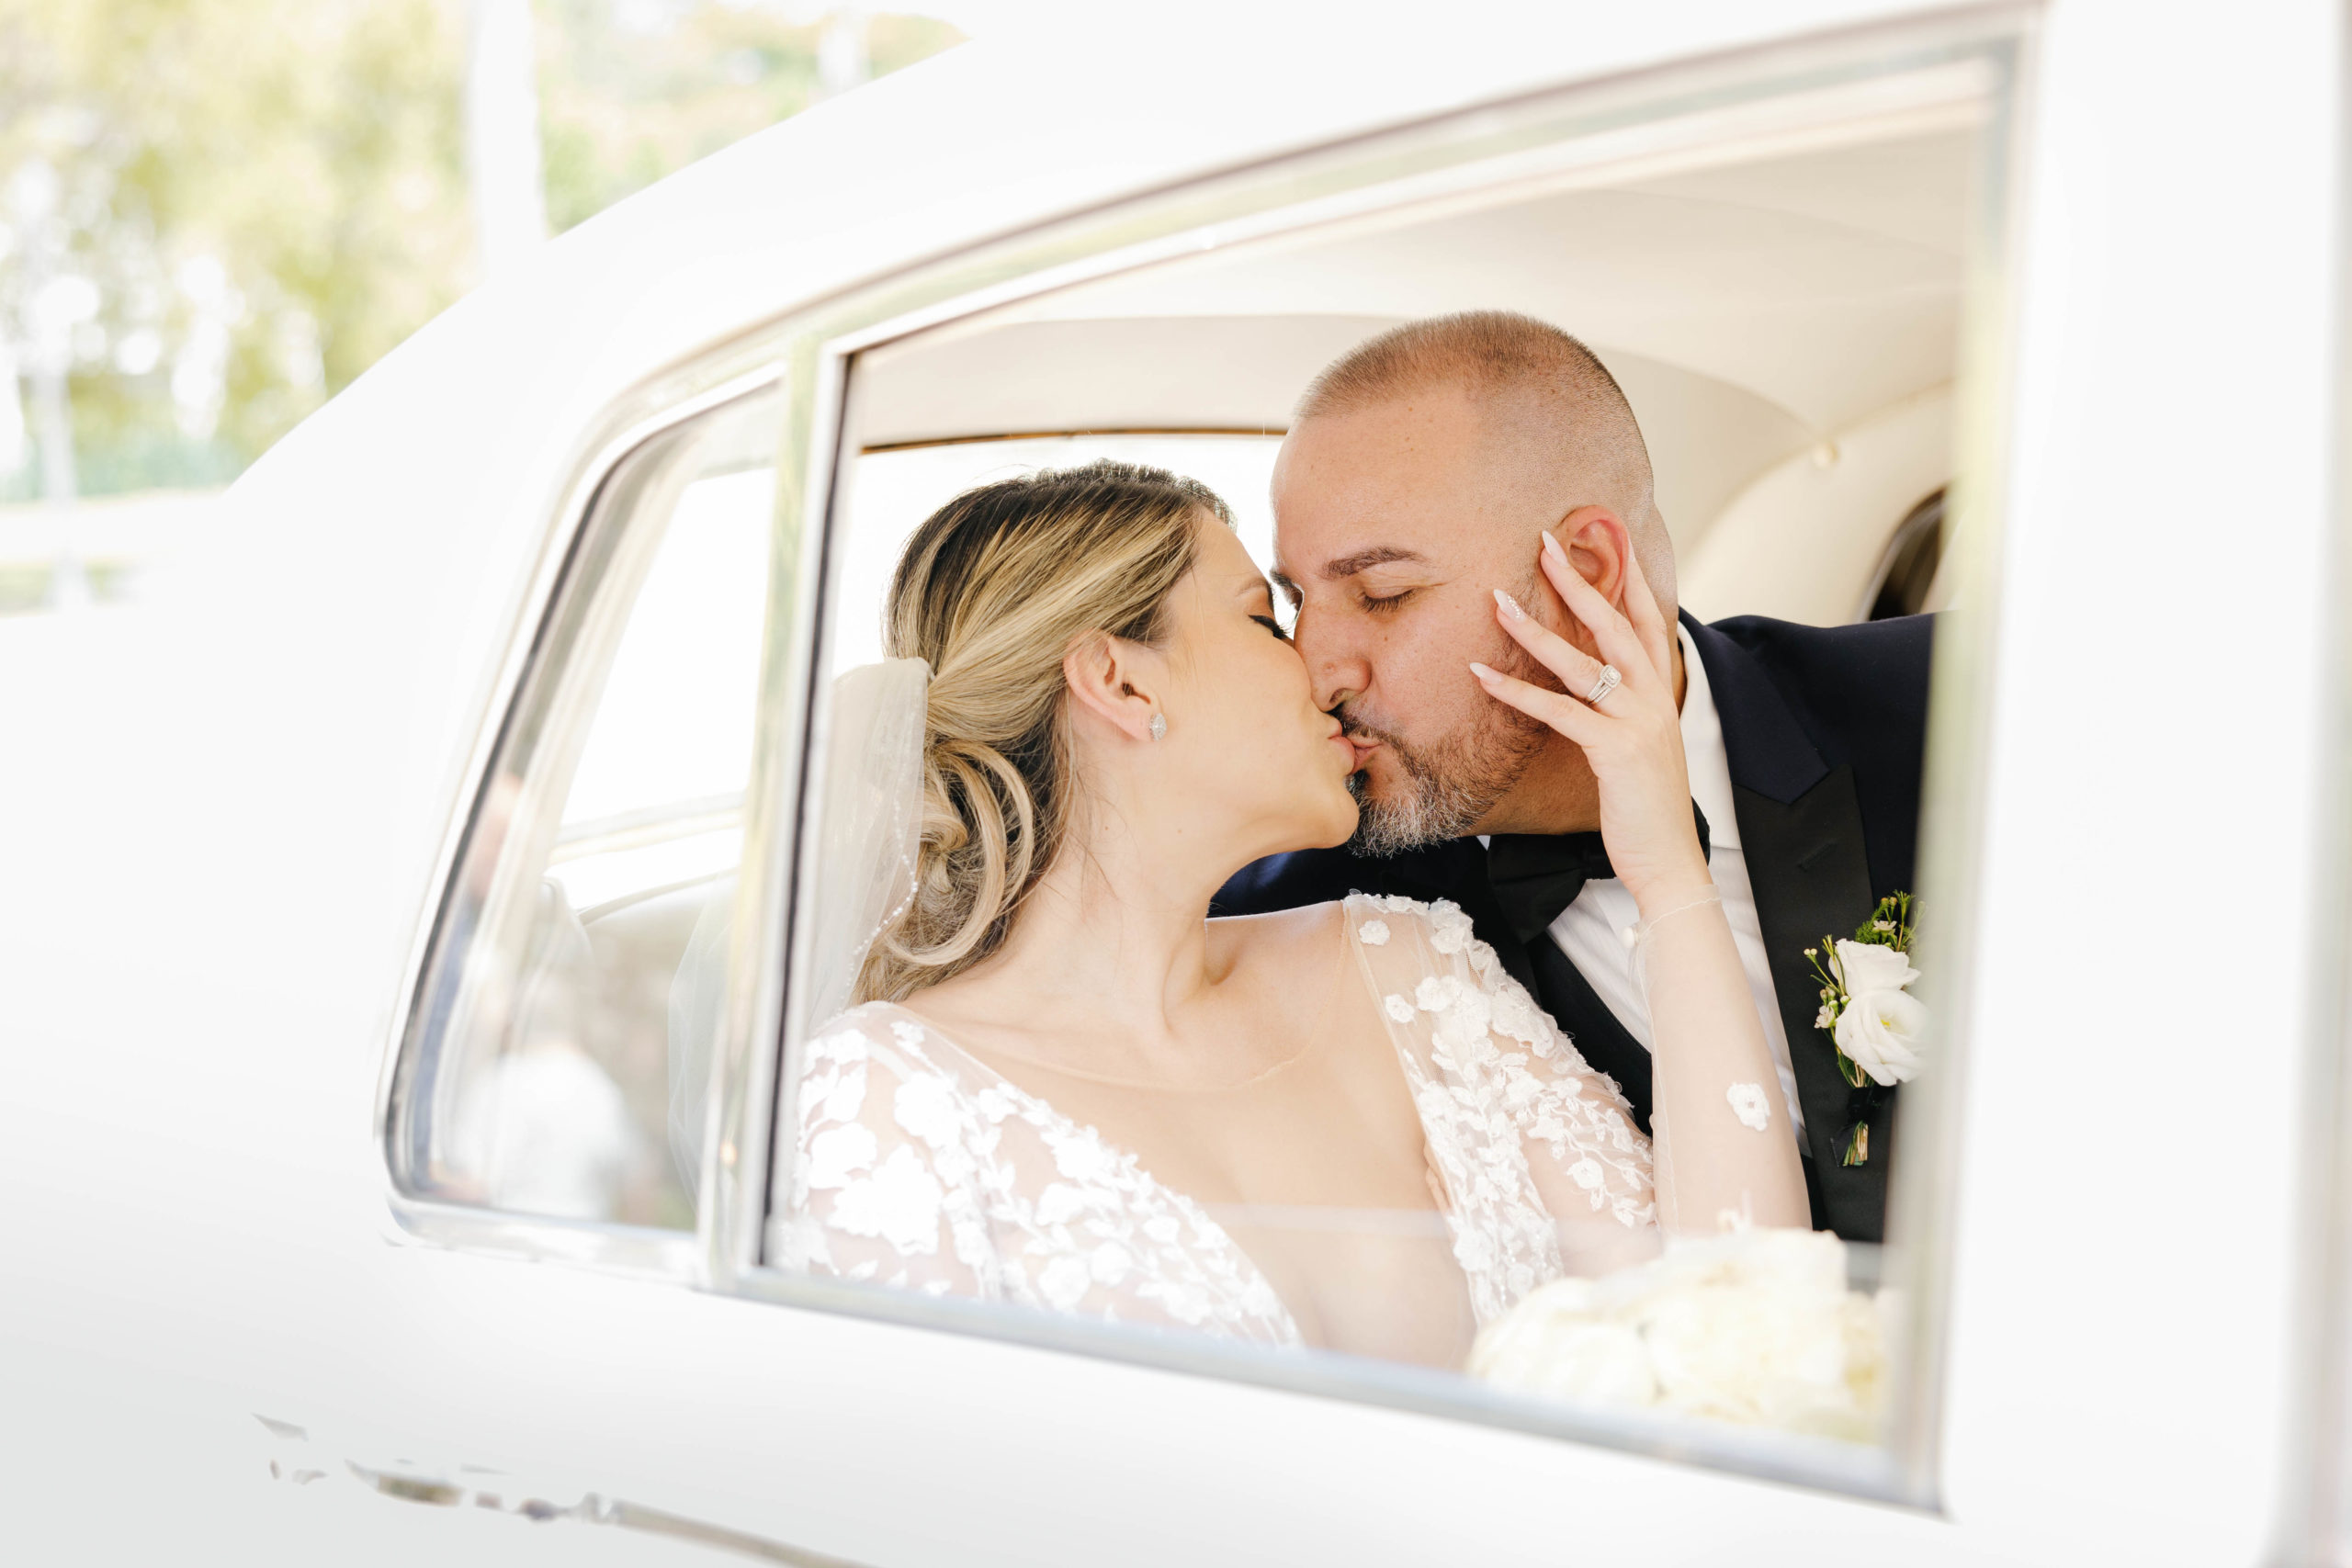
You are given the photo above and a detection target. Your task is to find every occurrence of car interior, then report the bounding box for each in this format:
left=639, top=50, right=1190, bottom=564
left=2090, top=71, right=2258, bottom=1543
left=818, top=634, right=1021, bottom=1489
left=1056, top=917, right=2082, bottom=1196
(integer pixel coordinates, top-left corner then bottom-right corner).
left=435, top=92, right=1985, bottom=1252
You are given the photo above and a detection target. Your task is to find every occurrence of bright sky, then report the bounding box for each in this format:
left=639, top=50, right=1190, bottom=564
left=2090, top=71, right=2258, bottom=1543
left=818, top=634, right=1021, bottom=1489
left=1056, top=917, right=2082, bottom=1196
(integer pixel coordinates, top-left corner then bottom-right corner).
left=904, top=0, right=1100, bottom=29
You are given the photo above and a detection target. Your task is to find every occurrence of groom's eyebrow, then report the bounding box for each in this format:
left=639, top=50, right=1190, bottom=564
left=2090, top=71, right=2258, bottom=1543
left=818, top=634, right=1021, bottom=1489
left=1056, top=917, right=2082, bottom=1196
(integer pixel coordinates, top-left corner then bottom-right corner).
left=1320, top=546, right=1430, bottom=579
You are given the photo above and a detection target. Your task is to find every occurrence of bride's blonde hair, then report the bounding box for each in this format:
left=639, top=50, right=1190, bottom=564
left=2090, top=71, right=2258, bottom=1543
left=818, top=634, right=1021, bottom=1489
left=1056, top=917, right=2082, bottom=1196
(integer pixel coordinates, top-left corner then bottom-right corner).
left=854, top=458, right=1232, bottom=1004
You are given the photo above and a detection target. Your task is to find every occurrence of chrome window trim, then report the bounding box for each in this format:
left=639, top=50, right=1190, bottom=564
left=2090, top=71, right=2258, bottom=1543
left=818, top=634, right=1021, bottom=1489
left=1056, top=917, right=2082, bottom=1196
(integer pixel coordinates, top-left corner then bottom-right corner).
left=717, top=4, right=2031, bottom=1507
left=2287, top=27, right=2352, bottom=1557
left=374, top=358, right=787, bottom=1279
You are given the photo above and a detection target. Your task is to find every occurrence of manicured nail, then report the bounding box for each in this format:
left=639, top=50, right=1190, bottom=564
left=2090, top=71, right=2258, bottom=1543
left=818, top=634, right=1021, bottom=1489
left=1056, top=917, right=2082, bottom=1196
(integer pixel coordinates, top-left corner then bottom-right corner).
left=1541, top=528, right=1566, bottom=566
left=1469, top=661, right=1498, bottom=680
left=1493, top=588, right=1527, bottom=621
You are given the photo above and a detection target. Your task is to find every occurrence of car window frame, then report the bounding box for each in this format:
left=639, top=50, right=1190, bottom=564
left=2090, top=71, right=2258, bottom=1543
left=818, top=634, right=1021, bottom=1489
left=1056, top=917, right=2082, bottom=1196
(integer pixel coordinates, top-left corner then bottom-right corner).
left=376, top=360, right=790, bottom=1281
left=711, top=6, right=2034, bottom=1509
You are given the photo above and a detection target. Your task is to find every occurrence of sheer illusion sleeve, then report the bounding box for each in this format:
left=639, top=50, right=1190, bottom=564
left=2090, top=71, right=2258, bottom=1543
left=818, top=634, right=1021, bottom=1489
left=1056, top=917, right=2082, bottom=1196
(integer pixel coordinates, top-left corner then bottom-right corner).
left=774, top=1005, right=1300, bottom=1344
left=773, top=1010, right=999, bottom=1299
left=1345, top=895, right=1657, bottom=1315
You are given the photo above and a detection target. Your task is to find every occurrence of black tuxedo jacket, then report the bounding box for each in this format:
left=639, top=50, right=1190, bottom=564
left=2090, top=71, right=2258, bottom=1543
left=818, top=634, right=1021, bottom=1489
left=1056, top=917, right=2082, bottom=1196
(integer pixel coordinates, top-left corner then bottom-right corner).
left=1214, top=610, right=1933, bottom=1243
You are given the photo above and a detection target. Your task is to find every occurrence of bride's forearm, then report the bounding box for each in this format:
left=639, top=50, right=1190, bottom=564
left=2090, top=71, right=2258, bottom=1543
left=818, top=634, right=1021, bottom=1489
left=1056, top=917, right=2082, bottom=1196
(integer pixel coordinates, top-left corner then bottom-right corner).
left=1636, top=885, right=1810, bottom=1233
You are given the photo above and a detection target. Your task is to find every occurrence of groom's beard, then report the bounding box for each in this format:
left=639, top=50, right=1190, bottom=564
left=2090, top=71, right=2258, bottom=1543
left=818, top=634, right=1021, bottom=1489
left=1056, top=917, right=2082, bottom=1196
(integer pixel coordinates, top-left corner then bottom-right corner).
left=1341, top=635, right=1553, bottom=858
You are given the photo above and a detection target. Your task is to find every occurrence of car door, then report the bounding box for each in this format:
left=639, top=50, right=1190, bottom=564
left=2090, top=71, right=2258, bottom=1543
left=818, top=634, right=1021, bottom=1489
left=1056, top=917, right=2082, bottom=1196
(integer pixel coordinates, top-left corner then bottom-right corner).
left=11, top=4, right=2343, bottom=1564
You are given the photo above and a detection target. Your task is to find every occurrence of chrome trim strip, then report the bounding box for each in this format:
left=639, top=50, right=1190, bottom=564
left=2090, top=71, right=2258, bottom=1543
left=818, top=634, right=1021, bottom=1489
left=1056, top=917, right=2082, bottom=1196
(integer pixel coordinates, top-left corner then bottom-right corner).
left=2283, top=15, right=2352, bottom=1559
left=862, top=426, right=1288, bottom=452
left=1876, top=17, right=2038, bottom=1507
left=727, top=1268, right=1907, bottom=1501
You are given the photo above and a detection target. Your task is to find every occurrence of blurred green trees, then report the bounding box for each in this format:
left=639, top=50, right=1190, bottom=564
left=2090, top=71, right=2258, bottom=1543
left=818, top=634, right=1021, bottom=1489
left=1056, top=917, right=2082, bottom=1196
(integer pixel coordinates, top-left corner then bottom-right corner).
left=0, top=0, right=474, bottom=496
left=538, top=4, right=959, bottom=235
left=0, top=0, right=959, bottom=502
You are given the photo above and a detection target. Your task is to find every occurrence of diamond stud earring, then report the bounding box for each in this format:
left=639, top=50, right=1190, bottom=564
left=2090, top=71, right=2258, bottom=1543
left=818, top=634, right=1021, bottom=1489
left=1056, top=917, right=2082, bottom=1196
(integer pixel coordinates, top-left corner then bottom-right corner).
left=1149, top=712, right=1167, bottom=741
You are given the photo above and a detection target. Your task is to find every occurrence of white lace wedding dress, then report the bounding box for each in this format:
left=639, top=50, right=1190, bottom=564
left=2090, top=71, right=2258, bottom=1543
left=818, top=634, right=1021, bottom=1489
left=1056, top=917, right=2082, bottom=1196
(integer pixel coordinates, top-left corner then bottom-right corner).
left=775, top=894, right=1655, bottom=1345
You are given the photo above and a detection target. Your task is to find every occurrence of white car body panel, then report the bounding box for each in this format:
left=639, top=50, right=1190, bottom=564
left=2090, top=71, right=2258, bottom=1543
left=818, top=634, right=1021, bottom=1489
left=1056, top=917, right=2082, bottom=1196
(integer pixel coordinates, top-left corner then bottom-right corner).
left=2, top=2, right=2344, bottom=1563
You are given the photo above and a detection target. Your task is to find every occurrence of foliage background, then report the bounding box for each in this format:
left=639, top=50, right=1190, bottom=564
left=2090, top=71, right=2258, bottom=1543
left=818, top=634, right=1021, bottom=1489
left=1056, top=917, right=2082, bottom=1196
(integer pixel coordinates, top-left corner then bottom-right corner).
left=0, top=0, right=960, bottom=503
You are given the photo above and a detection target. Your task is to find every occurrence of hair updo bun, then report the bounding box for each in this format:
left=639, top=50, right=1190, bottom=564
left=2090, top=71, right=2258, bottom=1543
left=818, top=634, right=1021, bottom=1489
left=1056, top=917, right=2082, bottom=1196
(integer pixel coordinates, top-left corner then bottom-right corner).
left=854, top=458, right=1232, bottom=1005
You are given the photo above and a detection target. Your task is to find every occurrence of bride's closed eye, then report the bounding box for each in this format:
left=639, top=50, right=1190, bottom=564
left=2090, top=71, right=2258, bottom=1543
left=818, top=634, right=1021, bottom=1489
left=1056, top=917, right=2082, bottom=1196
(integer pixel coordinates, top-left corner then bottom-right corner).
left=1250, top=614, right=1291, bottom=642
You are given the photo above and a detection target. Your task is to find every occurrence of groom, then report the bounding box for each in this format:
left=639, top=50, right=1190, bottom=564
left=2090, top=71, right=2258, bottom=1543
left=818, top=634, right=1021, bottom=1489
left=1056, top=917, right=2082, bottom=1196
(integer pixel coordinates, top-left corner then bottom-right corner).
left=1214, top=311, right=1931, bottom=1245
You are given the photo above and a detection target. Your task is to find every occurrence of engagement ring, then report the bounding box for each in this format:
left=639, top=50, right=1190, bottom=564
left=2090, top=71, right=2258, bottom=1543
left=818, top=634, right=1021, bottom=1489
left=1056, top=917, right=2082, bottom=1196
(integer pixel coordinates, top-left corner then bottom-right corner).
left=1584, top=664, right=1623, bottom=705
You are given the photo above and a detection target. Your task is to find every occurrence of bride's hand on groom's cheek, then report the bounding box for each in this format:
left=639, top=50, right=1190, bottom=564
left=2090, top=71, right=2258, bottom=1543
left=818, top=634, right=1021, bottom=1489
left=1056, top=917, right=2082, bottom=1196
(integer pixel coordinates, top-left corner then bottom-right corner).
left=1469, top=536, right=1711, bottom=912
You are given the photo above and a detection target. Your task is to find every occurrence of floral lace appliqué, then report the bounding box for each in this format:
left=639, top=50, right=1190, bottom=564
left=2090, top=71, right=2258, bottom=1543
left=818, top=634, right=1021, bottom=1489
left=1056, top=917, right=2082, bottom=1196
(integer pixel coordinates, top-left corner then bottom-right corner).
left=778, top=1006, right=1299, bottom=1344
left=1349, top=894, right=1657, bottom=1326
left=779, top=896, right=1660, bottom=1347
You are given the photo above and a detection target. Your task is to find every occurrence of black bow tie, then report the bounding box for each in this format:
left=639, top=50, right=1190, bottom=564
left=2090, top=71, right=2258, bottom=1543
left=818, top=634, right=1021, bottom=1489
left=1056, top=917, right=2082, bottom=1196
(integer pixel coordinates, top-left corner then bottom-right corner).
left=1486, top=802, right=1713, bottom=946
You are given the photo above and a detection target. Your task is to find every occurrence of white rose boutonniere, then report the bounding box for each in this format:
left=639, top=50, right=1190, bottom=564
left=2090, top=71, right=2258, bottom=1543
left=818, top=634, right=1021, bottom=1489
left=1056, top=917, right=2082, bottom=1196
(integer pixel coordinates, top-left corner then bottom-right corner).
left=1805, top=893, right=1922, bottom=1168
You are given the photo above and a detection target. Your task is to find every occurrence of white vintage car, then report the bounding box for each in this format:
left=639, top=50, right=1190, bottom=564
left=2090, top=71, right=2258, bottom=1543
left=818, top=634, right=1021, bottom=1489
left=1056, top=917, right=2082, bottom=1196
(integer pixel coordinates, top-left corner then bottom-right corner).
left=5, top=2, right=2345, bottom=1563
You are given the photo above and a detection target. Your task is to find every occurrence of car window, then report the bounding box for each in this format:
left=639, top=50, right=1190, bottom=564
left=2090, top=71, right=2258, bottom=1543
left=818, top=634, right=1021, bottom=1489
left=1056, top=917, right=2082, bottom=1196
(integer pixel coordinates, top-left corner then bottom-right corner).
left=752, top=40, right=2013, bottom=1495
left=391, top=385, right=782, bottom=1233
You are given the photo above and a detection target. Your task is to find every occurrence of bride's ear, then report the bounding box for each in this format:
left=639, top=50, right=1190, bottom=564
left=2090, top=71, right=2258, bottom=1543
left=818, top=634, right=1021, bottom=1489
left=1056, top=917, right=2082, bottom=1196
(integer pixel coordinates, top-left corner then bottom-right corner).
left=1062, top=632, right=1162, bottom=744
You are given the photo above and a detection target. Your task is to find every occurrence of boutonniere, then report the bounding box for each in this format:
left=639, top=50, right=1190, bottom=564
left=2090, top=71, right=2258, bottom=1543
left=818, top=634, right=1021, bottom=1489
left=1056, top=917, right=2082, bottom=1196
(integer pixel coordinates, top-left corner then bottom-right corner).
left=1804, top=893, right=1923, bottom=1168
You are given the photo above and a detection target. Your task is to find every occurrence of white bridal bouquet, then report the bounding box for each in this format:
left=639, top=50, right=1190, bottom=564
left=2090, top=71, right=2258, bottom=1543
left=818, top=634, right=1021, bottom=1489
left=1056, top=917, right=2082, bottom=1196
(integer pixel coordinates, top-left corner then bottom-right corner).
left=1467, top=1228, right=1888, bottom=1442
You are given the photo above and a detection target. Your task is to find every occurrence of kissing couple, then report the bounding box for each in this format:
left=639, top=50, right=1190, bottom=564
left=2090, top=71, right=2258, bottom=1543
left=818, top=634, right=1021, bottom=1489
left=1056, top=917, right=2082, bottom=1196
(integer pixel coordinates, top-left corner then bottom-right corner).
left=781, top=310, right=1932, bottom=1371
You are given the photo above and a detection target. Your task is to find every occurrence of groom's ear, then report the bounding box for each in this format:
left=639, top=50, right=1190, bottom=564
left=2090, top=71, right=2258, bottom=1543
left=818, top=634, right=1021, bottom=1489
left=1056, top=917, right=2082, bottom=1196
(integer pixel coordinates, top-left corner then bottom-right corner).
left=1554, top=505, right=1635, bottom=609
left=1062, top=631, right=1161, bottom=745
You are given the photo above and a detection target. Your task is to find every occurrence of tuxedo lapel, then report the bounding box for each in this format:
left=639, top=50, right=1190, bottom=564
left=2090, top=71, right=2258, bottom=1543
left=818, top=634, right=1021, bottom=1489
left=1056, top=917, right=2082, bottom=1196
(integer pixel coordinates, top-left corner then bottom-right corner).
left=1735, top=769, right=1884, bottom=1240
left=1688, top=615, right=1891, bottom=1243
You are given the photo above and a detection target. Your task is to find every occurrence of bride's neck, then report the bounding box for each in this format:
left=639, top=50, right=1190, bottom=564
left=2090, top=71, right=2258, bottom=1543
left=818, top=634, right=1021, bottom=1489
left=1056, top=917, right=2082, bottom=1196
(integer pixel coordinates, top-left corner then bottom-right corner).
left=971, top=802, right=1233, bottom=1032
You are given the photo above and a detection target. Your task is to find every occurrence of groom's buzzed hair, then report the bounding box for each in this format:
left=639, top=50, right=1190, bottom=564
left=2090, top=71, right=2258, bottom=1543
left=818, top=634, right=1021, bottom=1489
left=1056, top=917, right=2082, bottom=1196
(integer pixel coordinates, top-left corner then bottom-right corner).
left=1295, top=310, right=1673, bottom=608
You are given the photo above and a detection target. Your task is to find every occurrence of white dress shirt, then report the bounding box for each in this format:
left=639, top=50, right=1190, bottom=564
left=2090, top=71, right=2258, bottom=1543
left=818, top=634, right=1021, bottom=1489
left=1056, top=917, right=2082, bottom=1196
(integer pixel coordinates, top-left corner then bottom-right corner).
left=1544, top=626, right=1808, bottom=1142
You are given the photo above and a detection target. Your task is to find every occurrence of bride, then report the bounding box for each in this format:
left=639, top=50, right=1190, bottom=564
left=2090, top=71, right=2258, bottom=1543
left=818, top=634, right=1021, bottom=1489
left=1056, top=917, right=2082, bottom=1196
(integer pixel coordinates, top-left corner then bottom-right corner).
left=778, top=459, right=1806, bottom=1370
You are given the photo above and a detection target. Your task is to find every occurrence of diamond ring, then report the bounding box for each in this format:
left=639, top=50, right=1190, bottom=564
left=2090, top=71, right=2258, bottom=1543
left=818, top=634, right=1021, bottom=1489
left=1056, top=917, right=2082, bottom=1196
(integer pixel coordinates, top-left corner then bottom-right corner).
left=1584, top=664, right=1623, bottom=705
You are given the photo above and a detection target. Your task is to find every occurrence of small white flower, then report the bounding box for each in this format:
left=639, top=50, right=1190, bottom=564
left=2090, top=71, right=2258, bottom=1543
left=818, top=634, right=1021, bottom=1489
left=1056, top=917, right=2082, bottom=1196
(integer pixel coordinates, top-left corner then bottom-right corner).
left=1415, top=976, right=1456, bottom=1012
left=1815, top=1004, right=1838, bottom=1030
left=1358, top=919, right=1391, bottom=946
left=1726, top=1082, right=1772, bottom=1132
left=1051, top=1134, right=1121, bottom=1184
left=1034, top=1182, right=1089, bottom=1225
left=1830, top=939, right=1928, bottom=1086
left=1568, top=1157, right=1605, bottom=1190
left=1037, top=1254, right=1092, bottom=1311
left=815, top=1063, right=867, bottom=1125
left=893, top=1073, right=964, bottom=1149
left=828, top=1145, right=943, bottom=1255
left=1833, top=939, right=1918, bottom=998
left=1384, top=994, right=1416, bottom=1024
left=1872, top=919, right=1896, bottom=933
left=1139, top=1277, right=1213, bottom=1325
left=810, top=1031, right=862, bottom=1064
left=1429, top=908, right=1475, bottom=954
left=803, top=1122, right=876, bottom=1190
left=1490, top=987, right=1541, bottom=1043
